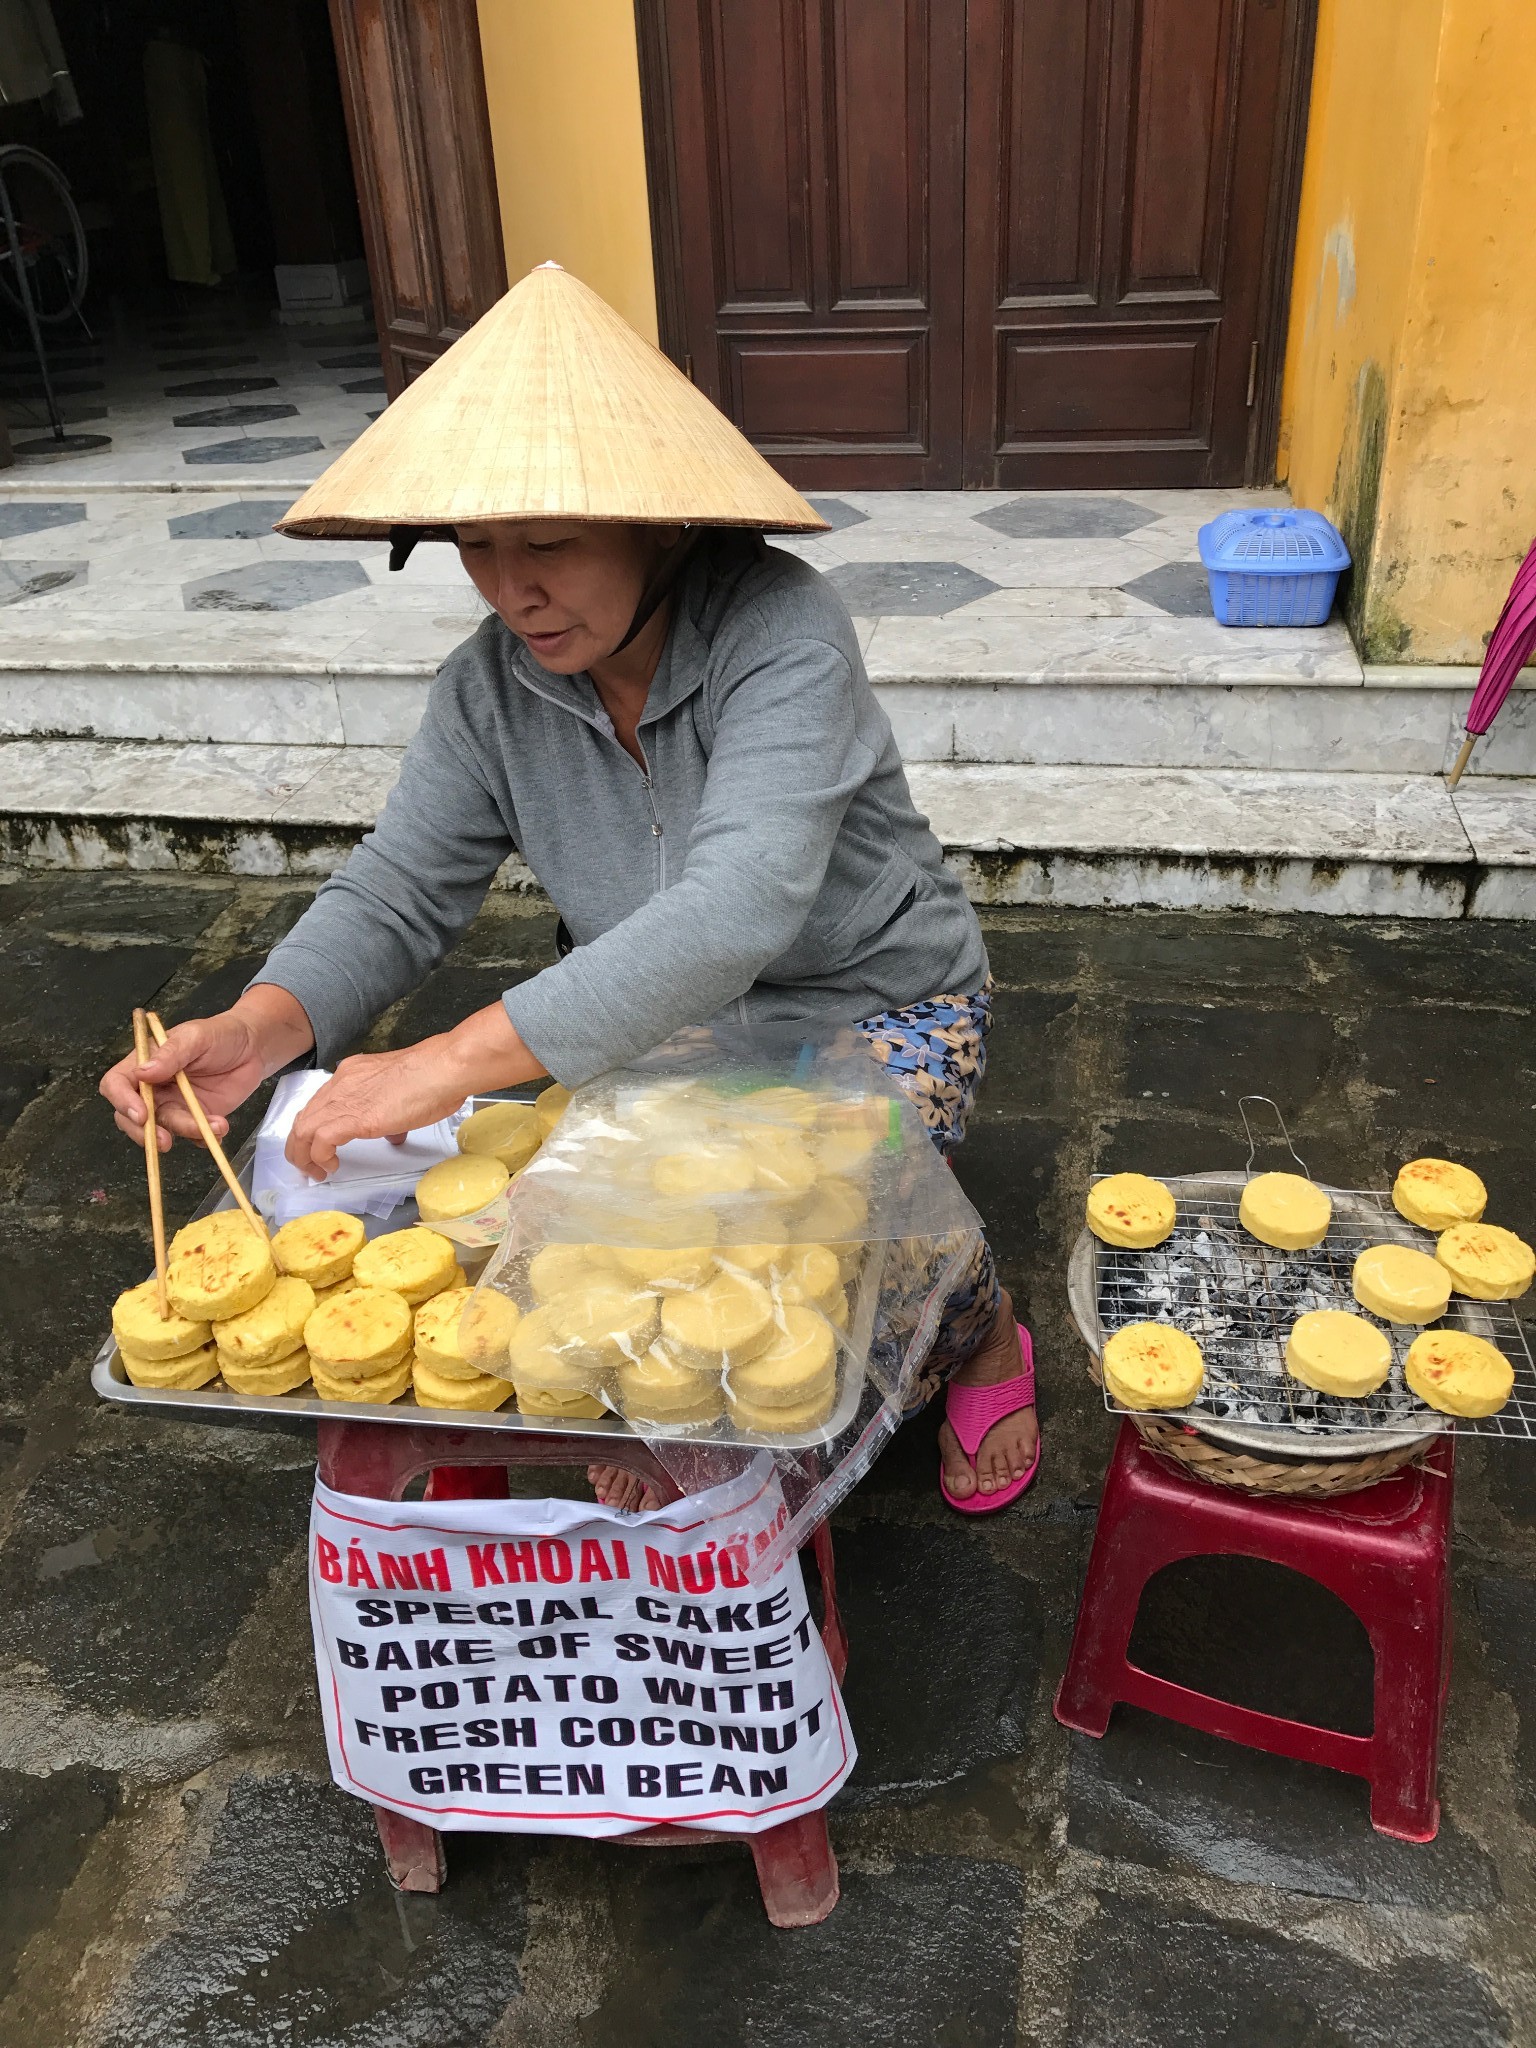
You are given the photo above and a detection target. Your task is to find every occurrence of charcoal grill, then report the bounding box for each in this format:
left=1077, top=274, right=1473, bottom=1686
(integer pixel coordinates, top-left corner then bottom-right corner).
left=1066, top=1100, right=1536, bottom=1487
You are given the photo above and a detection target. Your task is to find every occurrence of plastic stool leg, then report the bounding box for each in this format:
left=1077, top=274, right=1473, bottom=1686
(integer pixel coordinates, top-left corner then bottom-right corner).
left=810, top=1523, right=848, bottom=1684
left=374, top=1806, right=445, bottom=1892
left=747, top=1811, right=840, bottom=1927
left=1363, top=1598, right=1448, bottom=1843
left=1054, top=1524, right=1159, bottom=1738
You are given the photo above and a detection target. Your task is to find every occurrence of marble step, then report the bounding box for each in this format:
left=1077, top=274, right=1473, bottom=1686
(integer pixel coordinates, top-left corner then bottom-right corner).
left=0, top=608, right=1524, bottom=776
left=1, top=738, right=1531, bottom=918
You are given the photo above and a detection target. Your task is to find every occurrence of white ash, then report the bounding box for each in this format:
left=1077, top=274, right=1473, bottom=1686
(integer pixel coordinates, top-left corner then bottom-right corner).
left=1099, top=1217, right=1423, bottom=1435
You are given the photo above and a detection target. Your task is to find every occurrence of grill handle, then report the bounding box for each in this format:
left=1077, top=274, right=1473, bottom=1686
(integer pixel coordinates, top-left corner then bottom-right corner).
left=1238, top=1094, right=1312, bottom=1180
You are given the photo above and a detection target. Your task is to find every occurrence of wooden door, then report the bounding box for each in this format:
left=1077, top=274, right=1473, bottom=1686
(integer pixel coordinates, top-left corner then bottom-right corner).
left=643, top=0, right=1313, bottom=488
left=328, top=0, right=507, bottom=399
left=648, top=0, right=967, bottom=488
left=963, top=0, right=1309, bottom=487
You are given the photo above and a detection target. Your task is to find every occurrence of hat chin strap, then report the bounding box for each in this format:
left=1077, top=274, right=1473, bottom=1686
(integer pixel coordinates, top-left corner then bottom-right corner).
left=388, top=524, right=454, bottom=571
left=609, top=530, right=699, bottom=655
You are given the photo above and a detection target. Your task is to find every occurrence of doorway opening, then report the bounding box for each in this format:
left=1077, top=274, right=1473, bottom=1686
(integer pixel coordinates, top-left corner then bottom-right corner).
left=0, top=0, right=385, bottom=472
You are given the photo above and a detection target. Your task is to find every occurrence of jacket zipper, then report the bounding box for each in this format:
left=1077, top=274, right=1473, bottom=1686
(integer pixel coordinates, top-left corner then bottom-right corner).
left=638, top=752, right=665, bottom=889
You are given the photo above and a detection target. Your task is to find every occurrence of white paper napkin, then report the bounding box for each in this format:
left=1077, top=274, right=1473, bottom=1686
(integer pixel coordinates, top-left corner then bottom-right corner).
left=251, top=1071, right=469, bottom=1226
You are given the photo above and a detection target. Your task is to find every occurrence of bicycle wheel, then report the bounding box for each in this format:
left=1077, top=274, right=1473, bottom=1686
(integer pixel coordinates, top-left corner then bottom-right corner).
left=0, top=144, right=88, bottom=325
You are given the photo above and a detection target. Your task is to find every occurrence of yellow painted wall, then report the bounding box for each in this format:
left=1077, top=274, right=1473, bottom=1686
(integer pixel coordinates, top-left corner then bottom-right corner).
left=475, top=0, right=659, bottom=344
left=1280, top=0, right=1536, bottom=662
left=1368, top=1, right=1536, bottom=661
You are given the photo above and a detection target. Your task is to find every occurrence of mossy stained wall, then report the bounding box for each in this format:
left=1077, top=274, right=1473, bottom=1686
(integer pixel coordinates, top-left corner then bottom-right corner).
left=1280, top=0, right=1536, bottom=662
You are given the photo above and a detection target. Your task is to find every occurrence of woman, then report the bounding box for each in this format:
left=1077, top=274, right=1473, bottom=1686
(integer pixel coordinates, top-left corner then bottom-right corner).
left=100, top=265, right=1039, bottom=1513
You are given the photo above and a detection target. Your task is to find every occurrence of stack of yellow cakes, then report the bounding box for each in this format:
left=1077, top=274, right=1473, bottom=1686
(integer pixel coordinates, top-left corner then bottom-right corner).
left=301, top=1224, right=463, bottom=1404
left=413, top=1286, right=519, bottom=1411
left=111, top=1280, right=219, bottom=1391
left=113, top=1211, right=280, bottom=1390
left=214, top=1275, right=316, bottom=1395
left=304, top=1285, right=417, bottom=1403
left=110, top=1209, right=488, bottom=1412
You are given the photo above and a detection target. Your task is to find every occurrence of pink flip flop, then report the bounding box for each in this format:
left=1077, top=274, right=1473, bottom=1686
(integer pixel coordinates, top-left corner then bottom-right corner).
left=939, top=1324, right=1041, bottom=1515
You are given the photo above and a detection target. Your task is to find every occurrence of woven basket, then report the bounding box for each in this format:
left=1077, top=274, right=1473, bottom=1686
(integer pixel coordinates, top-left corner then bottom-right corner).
left=1128, top=1413, right=1429, bottom=1497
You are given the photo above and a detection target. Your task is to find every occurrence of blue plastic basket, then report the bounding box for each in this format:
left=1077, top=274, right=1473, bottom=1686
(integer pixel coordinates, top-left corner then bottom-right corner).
left=1197, top=508, right=1350, bottom=627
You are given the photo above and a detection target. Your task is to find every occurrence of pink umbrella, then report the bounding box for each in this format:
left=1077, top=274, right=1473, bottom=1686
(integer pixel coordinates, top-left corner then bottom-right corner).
left=1447, top=536, right=1536, bottom=786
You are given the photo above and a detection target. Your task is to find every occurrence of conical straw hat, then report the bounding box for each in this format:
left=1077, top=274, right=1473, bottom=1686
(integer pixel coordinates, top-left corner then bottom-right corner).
left=278, top=264, right=827, bottom=539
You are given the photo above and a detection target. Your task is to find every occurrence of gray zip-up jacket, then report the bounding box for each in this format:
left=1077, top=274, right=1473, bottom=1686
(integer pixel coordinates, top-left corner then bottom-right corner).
left=252, top=533, right=987, bottom=1086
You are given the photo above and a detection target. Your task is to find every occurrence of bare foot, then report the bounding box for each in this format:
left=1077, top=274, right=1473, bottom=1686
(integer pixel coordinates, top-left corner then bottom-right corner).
left=937, top=1288, right=1039, bottom=1503
left=588, top=1463, right=660, bottom=1513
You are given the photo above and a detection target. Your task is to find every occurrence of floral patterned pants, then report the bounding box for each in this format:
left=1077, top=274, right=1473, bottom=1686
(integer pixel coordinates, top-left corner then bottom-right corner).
left=856, top=979, right=1001, bottom=1409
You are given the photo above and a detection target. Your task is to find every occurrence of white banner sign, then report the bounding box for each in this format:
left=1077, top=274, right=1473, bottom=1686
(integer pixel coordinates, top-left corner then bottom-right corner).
left=309, top=1460, right=855, bottom=1837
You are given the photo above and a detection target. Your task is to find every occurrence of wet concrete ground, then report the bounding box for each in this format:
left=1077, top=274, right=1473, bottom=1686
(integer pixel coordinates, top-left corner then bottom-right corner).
left=1, top=868, right=1534, bottom=2046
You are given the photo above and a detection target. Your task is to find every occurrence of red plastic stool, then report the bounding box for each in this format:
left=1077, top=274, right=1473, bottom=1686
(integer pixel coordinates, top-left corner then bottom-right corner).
left=316, top=1419, right=847, bottom=1925
left=1054, top=1421, right=1454, bottom=1841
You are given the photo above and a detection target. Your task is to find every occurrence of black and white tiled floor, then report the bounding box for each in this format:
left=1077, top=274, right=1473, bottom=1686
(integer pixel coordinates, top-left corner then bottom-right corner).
left=0, top=297, right=381, bottom=483
left=0, top=479, right=1320, bottom=634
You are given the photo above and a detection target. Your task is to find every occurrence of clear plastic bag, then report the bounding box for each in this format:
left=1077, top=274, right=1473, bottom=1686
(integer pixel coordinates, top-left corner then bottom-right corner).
left=470, top=1024, right=984, bottom=1576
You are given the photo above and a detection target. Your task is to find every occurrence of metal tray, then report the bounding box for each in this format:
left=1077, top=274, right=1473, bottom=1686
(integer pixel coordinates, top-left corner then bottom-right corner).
left=1067, top=1169, right=1536, bottom=1459
left=93, top=1104, right=873, bottom=1449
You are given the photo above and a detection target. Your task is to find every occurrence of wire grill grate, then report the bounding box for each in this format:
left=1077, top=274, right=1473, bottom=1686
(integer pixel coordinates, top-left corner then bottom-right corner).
left=1092, top=1176, right=1536, bottom=1441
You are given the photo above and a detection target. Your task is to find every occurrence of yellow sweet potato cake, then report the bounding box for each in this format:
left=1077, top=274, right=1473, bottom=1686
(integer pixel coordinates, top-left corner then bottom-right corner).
left=220, top=1347, right=314, bottom=1397
left=1101, top=1322, right=1204, bottom=1409
left=415, top=1154, right=510, bottom=1222
left=457, top=1100, right=544, bottom=1172
left=1392, top=1158, right=1487, bottom=1232
left=1239, top=1172, right=1332, bottom=1251
left=616, top=1346, right=723, bottom=1427
left=304, top=1285, right=413, bottom=1377
left=1086, top=1174, right=1177, bottom=1250
left=119, top=1339, right=221, bottom=1390
left=352, top=1226, right=459, bottom=1305
left=311, top=1351, right=414, bottom=1404
left=271, top=1210, right=366, bottom=1288
left=1351, top=1244, right=1452, bottom=1326
left=167, top=1223, right=275, bottom=1322
left=1285, top=1311, right=1392, bottom=1399
left=1404, top=1329, right=1514, bottom=1418
left=213, top=1275, right=315, bottom=1366
left=414, top=1285, right=519, bottom=1380
left=111, top=1279, right=209, bottom=1363
left=411, top=1354, right=513, bottom=1413
left=661, top=1273, right=774, bottom=1372
left=726, top=1306, right=837, bottom=1413
left=1436, top=1223, right=1535, bottom=1302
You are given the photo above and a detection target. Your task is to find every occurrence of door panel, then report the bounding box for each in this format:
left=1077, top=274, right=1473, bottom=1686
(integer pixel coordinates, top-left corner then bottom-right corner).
left=1001, top=0, right=1108, bottom=301
left=998, top=327, right=1212, bottom=442
left=1122, top=0, right=1233, bottom=293
left=661, top=0, right=965, bottom=487
left=966, top=0, right=1295, bottom=486
left=329, top=0, right=506, bottom=398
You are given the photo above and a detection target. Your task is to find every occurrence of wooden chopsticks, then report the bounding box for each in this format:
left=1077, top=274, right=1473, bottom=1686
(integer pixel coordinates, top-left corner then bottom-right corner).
left=142, top=1010, right=269, bottom=1241
left=131, top=1008, right=170, bottom=1318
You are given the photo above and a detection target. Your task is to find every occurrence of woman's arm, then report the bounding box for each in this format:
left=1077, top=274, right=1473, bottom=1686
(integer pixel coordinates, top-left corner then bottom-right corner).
left=101, top=648, right=519, bottom=1160
left=249, top=652, right=517, bottom=1063
left=282, top=999, right=546, bottom=1178
left=102, top=980, right=548, bottom=1178
left=100, top=984, right=317, bottom=1149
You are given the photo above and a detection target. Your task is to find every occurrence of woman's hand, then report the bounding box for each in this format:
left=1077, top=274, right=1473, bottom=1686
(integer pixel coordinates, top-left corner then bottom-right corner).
left=286, top=1003, right=546, bottom=1180
left=99, top=987, right=315, bottom=1152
